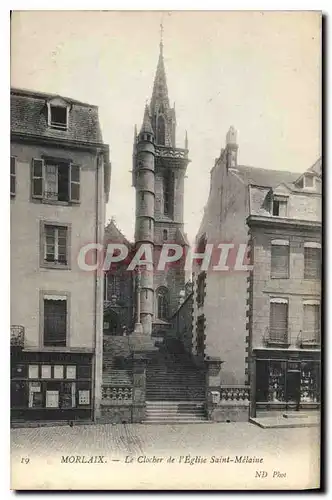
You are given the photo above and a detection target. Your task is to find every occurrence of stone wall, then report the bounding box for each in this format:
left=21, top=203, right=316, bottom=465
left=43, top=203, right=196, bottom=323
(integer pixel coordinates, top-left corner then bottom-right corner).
left=170, top=292, right=194, bottom=354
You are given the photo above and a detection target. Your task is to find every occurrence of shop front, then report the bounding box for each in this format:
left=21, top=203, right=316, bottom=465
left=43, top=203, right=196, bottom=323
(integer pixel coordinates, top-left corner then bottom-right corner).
left=11, top=350, right=94, bottom=423
left=251, top=349, right=320, bottom=417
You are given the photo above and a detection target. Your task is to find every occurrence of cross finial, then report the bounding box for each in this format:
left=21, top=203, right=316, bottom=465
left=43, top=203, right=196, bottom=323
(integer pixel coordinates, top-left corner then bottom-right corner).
left=159, top=22, right=164, bottom=54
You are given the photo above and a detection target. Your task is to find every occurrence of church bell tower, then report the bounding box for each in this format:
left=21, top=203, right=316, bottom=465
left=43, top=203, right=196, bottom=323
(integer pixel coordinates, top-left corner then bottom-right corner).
left=133, top=30, right=190, bottom=335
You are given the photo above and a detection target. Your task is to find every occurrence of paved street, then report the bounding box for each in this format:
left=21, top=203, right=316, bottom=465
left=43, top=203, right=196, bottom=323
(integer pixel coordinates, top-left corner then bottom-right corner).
left=11, top=422, right=320, bottom=490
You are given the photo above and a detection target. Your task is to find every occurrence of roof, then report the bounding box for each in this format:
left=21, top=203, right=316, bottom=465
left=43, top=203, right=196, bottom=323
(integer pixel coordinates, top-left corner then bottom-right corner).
left=104, top=220, right=131, bottom=246
left=307, top=157, right=322, bottom=176
left=11, top=87, right=104, bottom=145
left=232, top=164, right=299, bottom=188
left=140, top=104, right=154, bottom=135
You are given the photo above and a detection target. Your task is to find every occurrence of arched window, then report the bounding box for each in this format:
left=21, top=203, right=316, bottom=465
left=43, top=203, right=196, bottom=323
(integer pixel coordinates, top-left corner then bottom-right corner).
left=156, top=287, right=169, bottom=320
left=157, top=115, right=166, bottom=145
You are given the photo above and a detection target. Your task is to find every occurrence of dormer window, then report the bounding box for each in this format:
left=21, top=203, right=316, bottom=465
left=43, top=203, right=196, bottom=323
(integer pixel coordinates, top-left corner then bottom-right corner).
left=47, top=98, right=69, bottom=130
left=272, top=196, right=288, bottom=217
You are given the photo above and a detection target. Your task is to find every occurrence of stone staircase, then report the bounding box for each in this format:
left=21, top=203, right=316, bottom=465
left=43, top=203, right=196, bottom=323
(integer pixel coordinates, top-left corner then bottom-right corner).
left=145, top=401, right=207, bottom=424
left=145, top=339, right=207, bottom=423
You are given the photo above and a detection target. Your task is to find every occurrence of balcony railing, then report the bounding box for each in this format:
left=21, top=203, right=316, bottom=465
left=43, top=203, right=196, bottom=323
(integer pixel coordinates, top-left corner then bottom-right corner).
left=296, top=330, right=321, bottom=348
left=10, top=325, right=24, bottom=347
left=262, top=327, right=289, bottom=347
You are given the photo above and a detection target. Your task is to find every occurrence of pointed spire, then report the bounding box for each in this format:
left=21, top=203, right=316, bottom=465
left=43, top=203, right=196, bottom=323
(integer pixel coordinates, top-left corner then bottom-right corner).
left=140, top=104, right=154, bottom=134
left=185, top=130, right=188, bottom=149
left=160, top=22, right=164, bottom=56
left=150, top=28, right=170, bottom=113
left=134, top=124, right=137, bottom=142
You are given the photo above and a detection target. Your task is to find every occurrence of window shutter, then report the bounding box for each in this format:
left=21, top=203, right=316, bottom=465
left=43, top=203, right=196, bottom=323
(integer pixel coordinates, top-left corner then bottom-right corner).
left=44, top=298, right=67, bottom=347
left=271, top=245, right=289, bottom=278
left=69, top=164, right=80, bottom=202
left=304, top=247, right=321, bottom=279
left=32, top=158, right=44, bottom=198
left=303, top=304, right=320, bottom=341
left=269, top=302, right=288, bottom=342
left=10, top=157, right=16, bottom=196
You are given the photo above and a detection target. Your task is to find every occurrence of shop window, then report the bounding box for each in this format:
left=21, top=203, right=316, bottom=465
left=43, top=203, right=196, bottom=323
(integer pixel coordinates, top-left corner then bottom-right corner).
left=271, top=241, right=289, bottom=279
left=77, top=365, right=91, bottom=379
left=28, top=365, right=39, bottom=379
left=304, top=245, right=321, bottom=279
left=268, top=361, right=286, bottom=402
left=11, top=363, right=27, bottom=379
left=54, top=365, right=64, bottom=379
left=60, top=382, right=76, bottom=408
left=66, top=366, right=76, bottom=379
left=43, top=296, right=67, bottom=347
left=300, top=362, right=320, bottom=403
left=41, top=365, right=52, bottom=379
left=29, top=382, right=43, bottom=408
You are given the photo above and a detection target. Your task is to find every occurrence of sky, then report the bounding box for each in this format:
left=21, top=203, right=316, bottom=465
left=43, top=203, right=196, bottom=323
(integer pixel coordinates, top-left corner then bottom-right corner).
left=10, top=10, right=321, bottom=244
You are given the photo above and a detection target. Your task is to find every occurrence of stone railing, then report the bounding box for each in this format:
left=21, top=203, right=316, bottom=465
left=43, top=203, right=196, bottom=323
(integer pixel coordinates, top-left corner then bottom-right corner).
left=102, top=386, right=133, bottom=404
left=207, top=385, right=250, bottom=422
left=220, top=386, right=250, bottom=403
left=10, top=325, right=24, bottom=347
left=208, top=385, right=250, bottom=405
left=155, top=145, right=188, bottom=159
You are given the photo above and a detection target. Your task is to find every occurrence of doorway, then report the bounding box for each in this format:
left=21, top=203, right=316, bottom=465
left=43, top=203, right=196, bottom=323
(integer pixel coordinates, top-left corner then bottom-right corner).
left=286, top=369, right=301, bottom=409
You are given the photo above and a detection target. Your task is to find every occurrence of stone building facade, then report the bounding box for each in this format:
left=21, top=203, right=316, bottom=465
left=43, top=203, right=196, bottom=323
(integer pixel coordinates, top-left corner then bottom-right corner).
left=247, top=159, right=321, bottom=416
left=10, top=88, right=110, bottom=423
left=193, top=127, right=321, bottom=420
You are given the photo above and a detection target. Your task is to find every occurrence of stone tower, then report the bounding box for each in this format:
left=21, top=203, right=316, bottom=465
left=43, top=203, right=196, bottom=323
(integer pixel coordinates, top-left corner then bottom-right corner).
left=133, top=37, right=190, bottom=335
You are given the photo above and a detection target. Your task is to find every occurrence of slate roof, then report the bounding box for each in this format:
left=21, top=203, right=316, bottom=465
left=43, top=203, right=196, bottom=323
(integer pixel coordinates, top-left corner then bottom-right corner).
left=104, top=220, right=131, bottom=246
left=11, top=87, right=104, bottom=145
left=233, top=164, right=299, bottom=188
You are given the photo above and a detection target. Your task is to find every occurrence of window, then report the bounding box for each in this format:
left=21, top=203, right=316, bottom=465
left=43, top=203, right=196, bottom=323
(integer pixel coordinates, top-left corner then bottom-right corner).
left=303, top=303, right=320, bottom=343
left=197, top=271, right=206, bottom=307
left=272, top=198, right=287, bottom=217
left=49, top=105, right=68, bottom=130
left=304, top=243, right=321, bottom=279
left=43, top=225, right=68, bottom=266
left=163, top=171, right=173, bottom=216
left=10, top=156, right=16, bottom=196
left=157, top=287, right=169, bottom=320
left=157, top=115, right=166, bottom=145
left=269, top=299, right=288, bottom=343
left=196, top=314, right=205, bottom=356
left=32, top=159, right=80, bottom=203
left=304, top=174, right=314, bottom=188
left=43, top=296, right=67, bottom=347
left=271, top=241, right=289, bottom=278
left=163, top=229, right=168, bottom=241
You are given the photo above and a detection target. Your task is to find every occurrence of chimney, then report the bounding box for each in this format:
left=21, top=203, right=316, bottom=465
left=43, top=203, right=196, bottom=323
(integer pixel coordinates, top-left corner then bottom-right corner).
left=225, top=126, right=238, bottom=170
